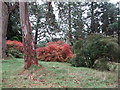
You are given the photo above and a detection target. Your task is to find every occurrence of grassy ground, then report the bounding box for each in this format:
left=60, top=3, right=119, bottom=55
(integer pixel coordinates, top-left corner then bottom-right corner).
left=2, top=58, right=118, bottom=88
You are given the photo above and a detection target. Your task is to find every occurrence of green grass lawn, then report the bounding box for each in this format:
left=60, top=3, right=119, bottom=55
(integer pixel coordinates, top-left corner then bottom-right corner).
left=1, top=58, right=118, bottom=88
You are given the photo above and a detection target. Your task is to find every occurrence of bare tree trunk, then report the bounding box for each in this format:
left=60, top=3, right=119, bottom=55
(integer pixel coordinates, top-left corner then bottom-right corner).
left=118, top=31, right=120, bottom=45
left=19, top=2, right=38, bottom=69
left=68, top=2, right=73, bottom=46
left=35, top=28, right=38, bottom=45
left=118, top=8, right=120, bottom=45
left=90, top=2, right=95, bottom=33
left=118, top=18, right=120, bottom=45
left=0, top=2, right=9, bottom=59
left=0, top=1, right=2, bottom=59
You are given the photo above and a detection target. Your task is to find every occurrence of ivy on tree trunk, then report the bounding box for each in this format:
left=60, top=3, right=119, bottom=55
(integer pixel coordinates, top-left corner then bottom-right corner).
left=19, top=2, right=38, bottom=69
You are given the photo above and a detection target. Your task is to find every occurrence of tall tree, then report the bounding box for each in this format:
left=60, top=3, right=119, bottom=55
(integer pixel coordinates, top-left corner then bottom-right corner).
left=29, top=2, right=60, bottom=43
left=85, top=2, right=100, bottom=34
left=0, top=2, right=18, bottom=59
left=58, top=2, right=84, bottom=43
left=118, top=17, right=120, bottom=45
left=19, top=2, right=38, bottom=69
left=72, top=2, right=84, bottom=40
left=100, top=2, right=118, bottom=35
left=45, top=2, right=59, bottom=41
left=0, top=2, right=9, bottom=59
left=29, top=2, right=41, bottom=45
left=7, top=8, right=22, bottom=41
left=117, top=2, right=120, bottom=45
left=68, top=2, right=73, bottom=45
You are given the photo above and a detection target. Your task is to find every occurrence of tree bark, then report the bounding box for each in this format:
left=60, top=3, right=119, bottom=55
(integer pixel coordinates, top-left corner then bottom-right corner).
left=118, top=17, right=120, bottom=45
left=68, top=2, right=73, bottom=46
left=0, top=1, right=2, bottom=59
left=19, top=2, right=38, bottom=69
left=90, top=2, right=95, bottom=33
left=118, top=30, right=120, bottom=45
left=0, top=2, right=9, bottom=59
left=35, top=27, right=38, bottom=45
left=0, top=2, right=19, bottom=59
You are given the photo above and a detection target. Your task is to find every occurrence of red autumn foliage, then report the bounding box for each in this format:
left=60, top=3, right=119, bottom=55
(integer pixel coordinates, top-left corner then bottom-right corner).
left=46, top=41, right=65, bottom=46
left=6, top=40, right=23, bottom=52
left=36, top=41, right=75, bottom=62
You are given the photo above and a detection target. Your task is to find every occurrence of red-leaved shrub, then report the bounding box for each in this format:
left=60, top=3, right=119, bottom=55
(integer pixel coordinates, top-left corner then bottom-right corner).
left=6, top=40, right=23, bottom=52
left=36, top=41, right=75, bottom=62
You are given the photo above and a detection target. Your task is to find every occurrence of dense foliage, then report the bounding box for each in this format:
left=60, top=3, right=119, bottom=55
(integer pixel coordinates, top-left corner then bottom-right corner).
left=6, top=40, right=23, bottom=58
left=70, top=34, right=120, bottom=70
left=36, top=41, right=74, bottom=62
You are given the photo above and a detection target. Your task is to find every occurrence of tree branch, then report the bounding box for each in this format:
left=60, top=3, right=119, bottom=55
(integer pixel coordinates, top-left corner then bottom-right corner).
left=9, top=3, right=19, bottom=14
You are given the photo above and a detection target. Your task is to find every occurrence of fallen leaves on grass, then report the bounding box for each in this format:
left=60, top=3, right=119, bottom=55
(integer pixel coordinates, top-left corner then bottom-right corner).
left=73, top=78, right=81, bottom=84
left=30, top=83, right=41, bottom=86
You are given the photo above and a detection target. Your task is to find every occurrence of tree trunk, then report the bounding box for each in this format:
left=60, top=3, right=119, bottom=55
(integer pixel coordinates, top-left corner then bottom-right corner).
left=90, top=2, right=95, bottom=33
left=0, top=2, right=9, bottom=59
left=0, top=1, right=2, bottom=59
left=68, top=2, right=73, bottom=46
left=118, top=17, right=120, bottom=45
left=19, top=2, right=38, bottom=69
left=35, top=28, right=38, bottom=45
left=118, top=31, right=120, bottom=45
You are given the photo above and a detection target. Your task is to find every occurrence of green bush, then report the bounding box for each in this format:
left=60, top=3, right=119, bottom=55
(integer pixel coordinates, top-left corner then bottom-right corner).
left=6, top=40, right=23, bottom=58
left=7, top=48, right=23, bottom=58
left=73, top=39, right=84, bottom=54
left=93, top=58, right=109, bottom=71
left=69, top=54, right=86, bottom=67
left=107, top=62, right=118, bottom=71
left=70, top=34, right=120, bottom=70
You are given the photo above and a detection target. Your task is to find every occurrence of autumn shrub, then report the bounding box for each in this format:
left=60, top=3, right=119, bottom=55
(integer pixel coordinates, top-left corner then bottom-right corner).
left=70, top=34, right=120, bottom=70
left=36, top=41, right=74, bottom=62
left=6, top=40, right=23, bottom=58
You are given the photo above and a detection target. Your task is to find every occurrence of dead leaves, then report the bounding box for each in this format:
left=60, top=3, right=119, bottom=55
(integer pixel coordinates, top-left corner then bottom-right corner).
left=73, top=78, right=81, bottom=84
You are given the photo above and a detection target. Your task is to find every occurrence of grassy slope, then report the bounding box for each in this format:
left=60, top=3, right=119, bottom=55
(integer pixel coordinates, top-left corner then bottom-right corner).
left=2, top=58, right=118, bottom=88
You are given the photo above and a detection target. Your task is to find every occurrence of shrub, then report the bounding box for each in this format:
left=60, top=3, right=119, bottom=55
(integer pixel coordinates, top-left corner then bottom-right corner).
left=69, top=54, right=87, bottom=67
left=70, top=34, right=120, bottom=69
left=36, top=41, right=74, bottom=62
left=93, top=58, right=109, bottom=71
left=7, top=48, right=23, bottom=58
left=73, top=39, right=84, bottom=54
left=6, top=40, right=23, bottom=58
left=107, top=62, right=118, bottom=71
left=6, top=40, right=23, bottom=52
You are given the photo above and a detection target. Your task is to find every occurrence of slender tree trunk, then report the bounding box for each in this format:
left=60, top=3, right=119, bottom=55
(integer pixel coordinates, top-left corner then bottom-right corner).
left=34, top=25, right=38, bottom=49
left=118, top=31, right=120, bottom=45
left=0, top=1, right=2, bottom=59
left=90, top=2, right=95, bottom=33
left=19, top=2, right=38, bottom=69
left=68, top=2, right=73, bottom=46
left=35, top=28, right=38, bottom=45
left=118, top=7, right=120, bottom=45
left=118, top=17, right=120, bottom=45
left=0, top=2, right=9, bottom=59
